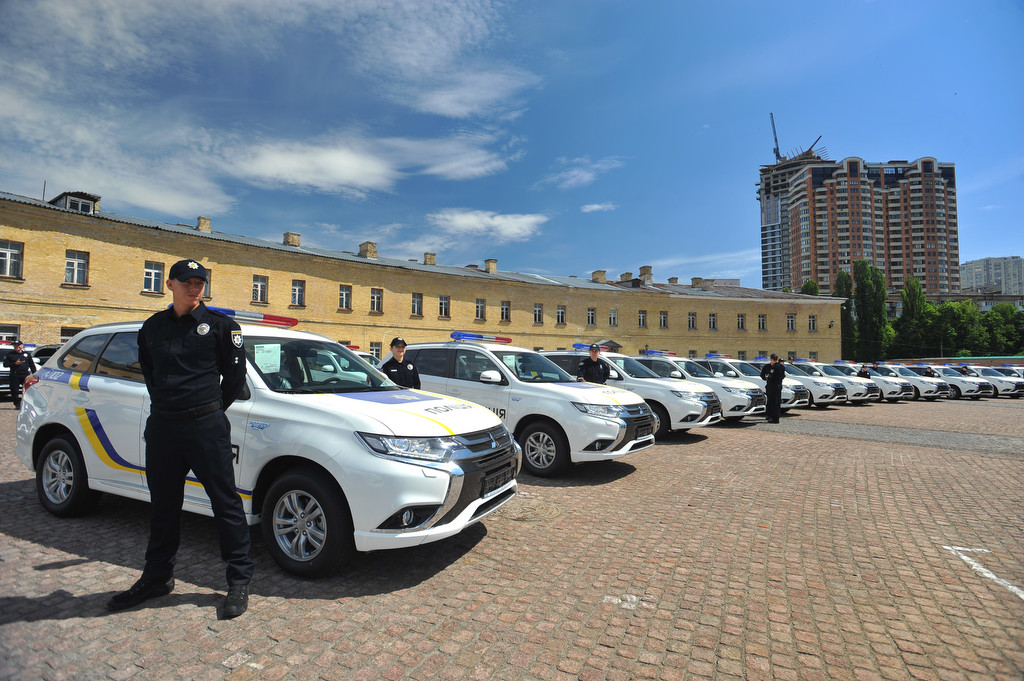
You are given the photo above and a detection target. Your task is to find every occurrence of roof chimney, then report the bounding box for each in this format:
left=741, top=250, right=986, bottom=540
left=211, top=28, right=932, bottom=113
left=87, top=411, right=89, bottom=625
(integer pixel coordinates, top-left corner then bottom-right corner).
left=639, top=265, right=653, bottom=286
left=619, top=272, right=633, bottom=282
left=691, top=277, right=703, bottom=288
left=424, top=252, right=436, bottom=265
left=592, top=270, right=606, bottom=284
left=668, top=277, right=679, bottom=284
left=358, top=241, right=378, bottom=259
left=197, top=216, right=211, bottom=232
left=283, top=232, right=301, bottom=246
left=484, top=258, right=497, bottom=274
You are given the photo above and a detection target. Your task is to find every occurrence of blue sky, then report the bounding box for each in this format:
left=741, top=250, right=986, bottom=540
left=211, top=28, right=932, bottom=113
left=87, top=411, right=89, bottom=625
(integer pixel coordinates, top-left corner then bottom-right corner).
left=1, top=0, right=1021, bottom=286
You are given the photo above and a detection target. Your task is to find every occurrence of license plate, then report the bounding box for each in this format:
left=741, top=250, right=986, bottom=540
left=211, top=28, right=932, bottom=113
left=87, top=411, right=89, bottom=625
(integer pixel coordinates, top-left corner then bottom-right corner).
left=481, top=466, right=514, bottom=495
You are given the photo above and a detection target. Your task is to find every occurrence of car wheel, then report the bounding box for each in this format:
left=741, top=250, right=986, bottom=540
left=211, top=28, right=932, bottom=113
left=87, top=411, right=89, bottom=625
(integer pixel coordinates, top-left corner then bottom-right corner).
left=911, top=386, right=921, bottom=400
left=649, top=403, right=671, bottom=438
left=36, top=435, right=102, bottom=517
left=948, top=385, right=961, bottom=400
left=519, top=422, right=570, bottom=477
left=262, top=467, right=355, bottom=578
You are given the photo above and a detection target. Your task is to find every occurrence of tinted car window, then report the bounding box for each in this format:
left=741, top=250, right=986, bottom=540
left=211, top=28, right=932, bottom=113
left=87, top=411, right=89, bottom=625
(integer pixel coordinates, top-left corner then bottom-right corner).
left=95, top=332, right=144, bottom=380
left=58, top=334, right=110, bottom=373
left=453, top=349, right=497, bottom=382
left=409, top=348, right=450, bottom=377
left=544, top=354, right=578, bottom=374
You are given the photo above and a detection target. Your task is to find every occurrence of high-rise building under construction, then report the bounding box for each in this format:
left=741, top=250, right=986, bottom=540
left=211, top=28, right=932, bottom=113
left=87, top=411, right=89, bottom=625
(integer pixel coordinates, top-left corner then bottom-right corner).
left=757, top=129, right=959, bottom=295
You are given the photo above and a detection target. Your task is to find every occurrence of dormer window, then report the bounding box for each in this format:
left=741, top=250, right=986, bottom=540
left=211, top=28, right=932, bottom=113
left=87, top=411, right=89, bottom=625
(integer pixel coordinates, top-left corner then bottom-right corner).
left=68, top=198, right=93, bottom=213
left=48, top=191, right=100, bottom=214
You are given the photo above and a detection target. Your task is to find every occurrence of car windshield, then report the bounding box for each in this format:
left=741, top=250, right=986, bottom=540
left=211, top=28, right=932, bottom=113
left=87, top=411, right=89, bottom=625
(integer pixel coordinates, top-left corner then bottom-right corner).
left=895, top=367, right=920, bottom=377
left=873, top=366, right=898, bottom=377
left=728, top=362, right=762, bottom=377
left=782, top=363, right=812, bottom=377
left=977, top=368, right=1002, bottom=377
left=815, top=364, right=846, bottom=377
left=676, top=360, right=714, bottom=378
left=935, top=367, right=961, bottom=377
left=493, top=351, right=574, bottom=383
left=607, top=356, right=660, bottom=378
left=246, top=336, right=393, bottom=393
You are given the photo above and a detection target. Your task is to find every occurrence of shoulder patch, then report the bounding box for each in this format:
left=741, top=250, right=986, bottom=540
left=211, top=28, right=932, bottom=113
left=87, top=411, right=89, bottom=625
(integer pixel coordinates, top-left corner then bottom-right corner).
left=231, top=330, right=243, bottom=348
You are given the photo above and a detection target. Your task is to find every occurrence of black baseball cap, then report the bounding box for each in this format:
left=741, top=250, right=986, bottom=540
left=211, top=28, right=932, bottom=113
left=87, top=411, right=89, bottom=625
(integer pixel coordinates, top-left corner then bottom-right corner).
left=770, top=353, right=779, bottom=360
left=589, top=344, right=600, bottom=352
left=169, top=259, right=210, bottom=282
left=390, top=337, right=407, bottom=347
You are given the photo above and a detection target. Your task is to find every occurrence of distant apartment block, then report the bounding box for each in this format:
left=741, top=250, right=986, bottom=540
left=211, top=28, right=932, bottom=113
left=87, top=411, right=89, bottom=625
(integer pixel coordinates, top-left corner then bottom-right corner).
left=960, top=256, right=1023, bottom=295
left=758, top=153, right=959, bottom=295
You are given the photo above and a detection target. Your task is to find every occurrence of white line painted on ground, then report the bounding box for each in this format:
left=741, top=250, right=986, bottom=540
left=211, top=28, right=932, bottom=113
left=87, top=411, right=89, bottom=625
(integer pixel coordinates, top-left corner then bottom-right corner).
left=943, top=545, right=1024, bottom=602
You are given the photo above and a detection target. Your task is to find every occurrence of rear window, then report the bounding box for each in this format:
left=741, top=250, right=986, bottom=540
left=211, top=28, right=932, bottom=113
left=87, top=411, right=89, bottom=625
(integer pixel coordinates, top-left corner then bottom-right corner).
left=58, top=334, right=110, bottom=373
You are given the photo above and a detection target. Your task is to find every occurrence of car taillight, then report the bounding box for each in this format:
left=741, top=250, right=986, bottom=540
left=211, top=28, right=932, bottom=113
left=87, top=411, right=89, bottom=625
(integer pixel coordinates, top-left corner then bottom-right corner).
left=23, top=375, right=40, bottom=391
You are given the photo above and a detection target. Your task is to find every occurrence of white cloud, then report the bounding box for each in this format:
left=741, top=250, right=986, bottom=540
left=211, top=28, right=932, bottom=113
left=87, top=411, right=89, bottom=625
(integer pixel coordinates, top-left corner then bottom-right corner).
left=537, top=157, right=625, bottom=190
left=426, top=208, right=548, bottom=243
left=580, top=202, right=618, bottom=213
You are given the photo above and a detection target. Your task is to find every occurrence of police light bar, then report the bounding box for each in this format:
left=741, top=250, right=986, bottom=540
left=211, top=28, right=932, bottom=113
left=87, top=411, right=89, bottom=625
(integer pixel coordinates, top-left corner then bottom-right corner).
left=346, top=345, right=360, bottom=350
left=206, top=306, right=298, bottom=327
left=573, top=343, right=610, bottom=351
left=754, top=356, right=769, bottom=361
left=833, top=360, right=850, bottom=364
left=450, top=332, right=512, bottom=343
left=644, top=349, right=676, bottom=356
left=793, top=358, right=810, bottom=362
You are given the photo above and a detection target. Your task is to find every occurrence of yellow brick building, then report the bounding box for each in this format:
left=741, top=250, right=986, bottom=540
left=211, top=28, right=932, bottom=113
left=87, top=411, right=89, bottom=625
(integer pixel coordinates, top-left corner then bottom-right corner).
left=1, top=189, right=842, bottom=361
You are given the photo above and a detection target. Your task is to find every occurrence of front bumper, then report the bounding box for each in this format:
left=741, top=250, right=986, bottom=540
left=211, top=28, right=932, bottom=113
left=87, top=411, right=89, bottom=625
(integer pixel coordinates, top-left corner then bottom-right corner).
left=573, top=402, right=657, bottom=462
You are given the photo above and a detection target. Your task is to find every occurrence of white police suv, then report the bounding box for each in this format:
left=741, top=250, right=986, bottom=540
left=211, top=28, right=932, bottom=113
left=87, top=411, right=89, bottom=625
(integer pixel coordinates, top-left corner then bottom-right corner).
left=695, top=356, right=810, bottom=411
left=829, top=362, right=913, bottom=402
left=632, top=352, right=766, bottom=421
left=956, top=365, right=1024, bottom=398
left=904, top=364, right=990, bottom=400
left=796, top=360, right=881, bottom=403
left=16, top=311, right=520, bottom=578
left=749, top=358, right=848, bottom=407
left=870, top=363, right=949, bottom=401
left=383, top=333, right=656, bottom=478
left=542, top=347, right=722, bottom=437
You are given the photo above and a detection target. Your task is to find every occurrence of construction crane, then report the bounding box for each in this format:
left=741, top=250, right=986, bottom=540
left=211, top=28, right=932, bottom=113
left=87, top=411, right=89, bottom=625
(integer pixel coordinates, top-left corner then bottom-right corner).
left=770, top=112, right=783, bottom=163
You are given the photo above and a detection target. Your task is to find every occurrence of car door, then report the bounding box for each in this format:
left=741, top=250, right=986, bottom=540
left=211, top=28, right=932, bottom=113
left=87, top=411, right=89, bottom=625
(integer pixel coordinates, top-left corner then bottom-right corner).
left=445, top=348, right=511, bottom=421
left=405, top=347, right=451, bottom=394
left=67, top=332, right=148, bottom=493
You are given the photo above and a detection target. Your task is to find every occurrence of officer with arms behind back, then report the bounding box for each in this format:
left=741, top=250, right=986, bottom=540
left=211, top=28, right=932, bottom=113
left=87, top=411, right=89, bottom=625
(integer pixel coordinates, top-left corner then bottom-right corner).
left=107, top=259, right=254, bottom=618
left=576, top=344, right=611, bottom=384
left=3, top=340, right=36, bottom=409
left=381, top=336, right=420, bottom=388
left=760, top=353, right=786, bottom=423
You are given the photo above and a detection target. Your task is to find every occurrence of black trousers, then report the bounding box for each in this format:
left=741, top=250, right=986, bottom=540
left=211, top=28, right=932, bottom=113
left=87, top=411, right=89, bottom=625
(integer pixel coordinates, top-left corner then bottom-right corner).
left=765, top=384, right=783, bottom=420
left=9, top=373, right=28, bottom=405
left=142, top=410, right=253, bottom=585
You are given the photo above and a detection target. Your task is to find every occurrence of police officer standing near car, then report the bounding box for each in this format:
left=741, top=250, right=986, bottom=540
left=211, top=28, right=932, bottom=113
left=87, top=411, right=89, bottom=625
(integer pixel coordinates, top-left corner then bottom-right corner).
left=381, top=336, right=420, bottom=388
left=576, top=344, right=611, bottom=384
left=3, top=340, right=36, bottom=409
left=760, top=353, right=785, bottom=423
left=107, top=259, right=253, bottom=618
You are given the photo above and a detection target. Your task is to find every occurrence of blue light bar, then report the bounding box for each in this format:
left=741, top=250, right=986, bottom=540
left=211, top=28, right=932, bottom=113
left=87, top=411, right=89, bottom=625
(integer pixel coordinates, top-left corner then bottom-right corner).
left=754, top=356, right=769, bottom=361
left=450, top=332, right=512, bottom=343
left=573, top=343, right=609, bottom=350
left=644, top=349, right=676, bottom=356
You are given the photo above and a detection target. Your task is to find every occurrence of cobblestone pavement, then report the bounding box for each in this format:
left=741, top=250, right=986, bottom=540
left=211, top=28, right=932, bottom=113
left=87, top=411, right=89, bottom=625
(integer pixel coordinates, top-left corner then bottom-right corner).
left=1, top=397, right=1022, bottom=681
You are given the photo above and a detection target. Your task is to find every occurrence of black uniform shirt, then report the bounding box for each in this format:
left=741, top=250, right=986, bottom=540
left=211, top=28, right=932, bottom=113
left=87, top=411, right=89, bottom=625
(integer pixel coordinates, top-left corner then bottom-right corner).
left=760, top=362, right=786, bottom=388
left=138, top=303, right=247, bottom=411
left=577, top=357, right=610, bottom=384
left=3, top=349, right=36, bottom=376
left=381, top=356, right=421, bottom=389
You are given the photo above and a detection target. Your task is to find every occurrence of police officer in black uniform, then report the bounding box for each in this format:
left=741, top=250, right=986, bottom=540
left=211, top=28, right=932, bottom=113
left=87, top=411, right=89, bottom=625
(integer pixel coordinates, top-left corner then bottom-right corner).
left=107, top=259, right=253, bottom=618
left=3, top=340, right=36, bottom=408
left=576, top=344, right=611, bottom=384
left=381, top=336, right=420, bottom=388
left=760, top=353, right=786, bottom=423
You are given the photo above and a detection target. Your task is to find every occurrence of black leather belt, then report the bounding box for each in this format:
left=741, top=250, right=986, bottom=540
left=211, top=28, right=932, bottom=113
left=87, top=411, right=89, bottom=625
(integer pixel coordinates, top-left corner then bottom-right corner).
left=151, top=401, right=222, bottom=420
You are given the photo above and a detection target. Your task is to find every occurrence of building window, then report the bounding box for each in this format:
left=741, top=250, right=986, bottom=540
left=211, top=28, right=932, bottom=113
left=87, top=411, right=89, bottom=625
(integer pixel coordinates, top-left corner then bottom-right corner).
left=339, top=285, right=352, bottom=310
left=439, top=296, right=450, bottom=317
left=808, top=315, right=817, bottom=332
left=708, top=313, right=717, bottom=331
left=638, top=310, right=647, bottom=328
left=64, top=250, right=89, bottom=285
left=759, top=350, right=768, bottom=359
left=291, top=280, right=305, bottom=306
left=1, top=240, right=24, bottom=278
left=787, top=314, right=796, bottom=331
left=60, top=326, right=85, bottom=343
left=659, top=311, right=668, bottom=329
left=534, top=303, right=543, bottom=324
left=809, top=351, right=818, bottom=361
left=252, top=275, right=268, bottom=303
left=587, top=308, right=596, bottom=326
left=737, top=350, right=747, bottom=360
left=557, top=305, right=566, bottom=325
left=758, top=314, right=767, bottom=331
left=0, top=324, right=18, bottom=342
left=476, top=298, right=486, bottom=321
left=688, top=350, right=697, bottom=358
left=370, top=342, right=382, bottom=359
left=143, top=261, right=164, bottom=293
left=609, top=309, right=618, bottom=327
left=737, top=313, right=746, bottom=331
left=369, top=288, right=383, bottom=313
left=68, top=197, right=93, bottom=213
left=501, top=301, right=511, bottom=321
left=411, top=292, right=423, bottom=316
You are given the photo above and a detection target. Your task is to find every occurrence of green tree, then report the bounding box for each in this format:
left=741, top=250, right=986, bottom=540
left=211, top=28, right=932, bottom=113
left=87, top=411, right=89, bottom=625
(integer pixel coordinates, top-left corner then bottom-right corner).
left=982, top=302, right=1024, bottom=355
left=800, top=280, right=819, bottom=296
left=892, top=276, right=936, bottom=358
left=834, top=270, right=856, bottom=359
left=934, top=300, right=989, bottom=357
left=852, top=260, right=890, bottom=360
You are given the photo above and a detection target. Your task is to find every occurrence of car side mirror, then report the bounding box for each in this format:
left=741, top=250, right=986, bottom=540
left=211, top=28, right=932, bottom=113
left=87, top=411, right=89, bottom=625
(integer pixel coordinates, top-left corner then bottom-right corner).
left=725, top=371, right=737, bottom=378
left=669, top=370, right=682, bottom=379
left=479, top=369, right=502, bottom=384
left=608, top=369, right=621, bottom=380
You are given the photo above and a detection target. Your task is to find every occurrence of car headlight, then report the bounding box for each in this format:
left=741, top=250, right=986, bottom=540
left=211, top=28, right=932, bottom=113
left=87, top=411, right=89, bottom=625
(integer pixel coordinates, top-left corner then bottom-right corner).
left=865, top=382, right=877, bottom=388
left=572, top=402, right=626, bottom=418
left=672, top=390, right=706, bottom=400
left=813, top=381, right=831, bottom=388
left=720, top=386, right=739, bottom=393
left=358, top=432, right=461, bottom=461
